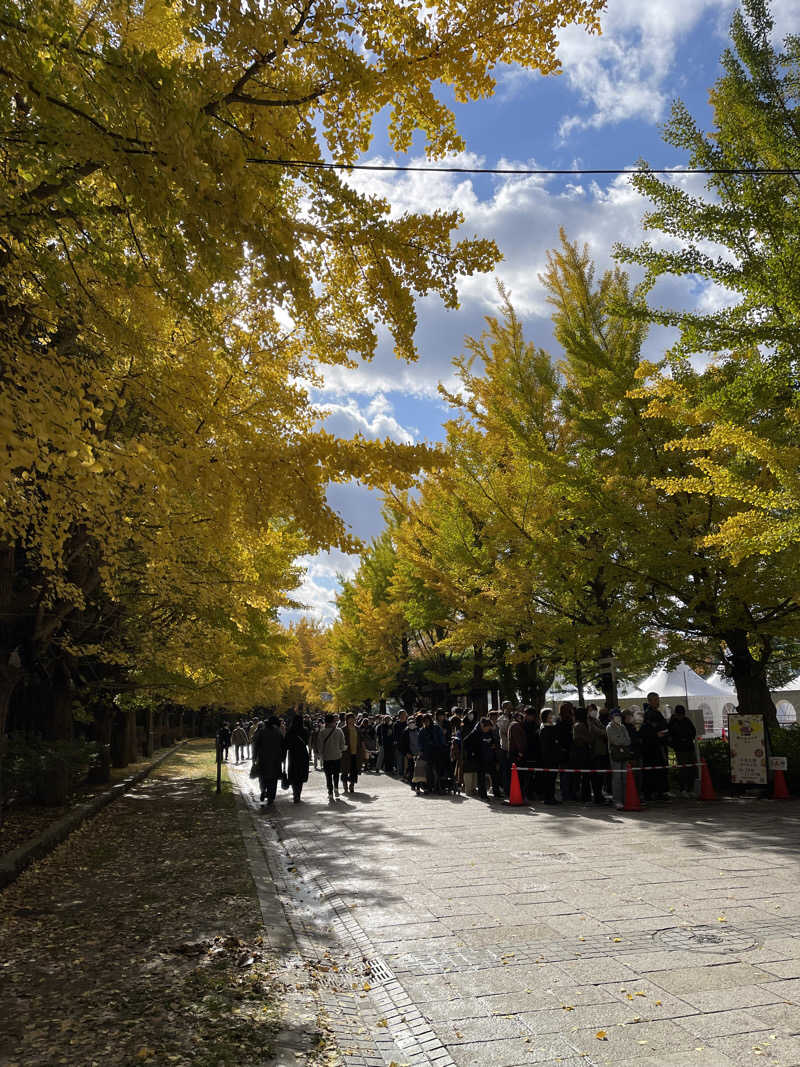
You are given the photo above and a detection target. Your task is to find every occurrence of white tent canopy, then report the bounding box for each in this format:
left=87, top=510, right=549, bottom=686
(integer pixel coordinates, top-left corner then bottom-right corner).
left=637, top=661, right=729, bottom=700
left=625, top=661, right=730, bottom=737
left=545, top=679, right=604, bottom=704
left=705, top=667, right=736, bottom=695
left=547, top=661, right=733, bottom=735
left=774, top=674, right=800, bottom=694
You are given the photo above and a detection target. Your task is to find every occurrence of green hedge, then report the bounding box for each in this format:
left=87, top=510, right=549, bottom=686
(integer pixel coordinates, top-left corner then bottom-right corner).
left=767, top=724, right=800, bottom=792
left=2, top=733, right=99, bottom=807
left=699, top=738, right=732, bottom=791
left=699, top=726, right=800, bottom=794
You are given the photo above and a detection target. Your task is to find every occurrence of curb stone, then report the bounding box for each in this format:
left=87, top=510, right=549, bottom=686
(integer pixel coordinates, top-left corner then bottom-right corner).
left=231, top=780, right=324, bottom=1064
left=229, top=766, right=458, bottom=1067
left=0, top=740, right=188, bottom=889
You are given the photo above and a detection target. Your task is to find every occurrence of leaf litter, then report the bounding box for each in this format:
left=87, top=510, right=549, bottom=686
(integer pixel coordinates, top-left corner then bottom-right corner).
left=0, top=743, right=305, bottom=1066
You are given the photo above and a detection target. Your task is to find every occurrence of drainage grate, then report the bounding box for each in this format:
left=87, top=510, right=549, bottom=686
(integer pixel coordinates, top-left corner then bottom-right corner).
left=654, top=925, right=757, bottom=955
left=366, top=956, right=395, bottom=984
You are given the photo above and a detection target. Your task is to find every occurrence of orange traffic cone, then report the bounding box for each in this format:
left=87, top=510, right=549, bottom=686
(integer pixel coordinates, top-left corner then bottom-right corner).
left=772, top=768, right=790, bottom=799
left=509, top=763, right=524, bottom=806
left=700, top=758, right=717, bottom=801
left=623, top=763, right=642, bottom=811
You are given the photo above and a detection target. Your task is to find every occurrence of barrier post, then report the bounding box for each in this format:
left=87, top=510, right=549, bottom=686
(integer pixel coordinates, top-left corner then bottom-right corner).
left=699, top=758, right=717, bottom=801
left=623, top=763, right=642, bottom=812
left=509, top=763, right=524, bottom=806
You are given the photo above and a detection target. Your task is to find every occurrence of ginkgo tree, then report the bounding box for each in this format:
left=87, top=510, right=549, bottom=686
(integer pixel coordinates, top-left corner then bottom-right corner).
left=0, top=0, right=605, bottom=737
left=394, top=281, right=658, bottom=709
left=616, top=0, right=800, bottom=711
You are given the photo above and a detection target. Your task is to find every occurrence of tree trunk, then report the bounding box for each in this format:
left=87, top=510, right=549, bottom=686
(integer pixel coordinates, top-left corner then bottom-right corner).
left=725, top=629, right=777, bottom=724
left=145, top=705, right=154, bottom=757
left=516, top=653, right=554, bottom=712
left=0, top=668, right=21, bottom=741
left=126, top=707, right=138, bottom=763
left=48, top=663, right=74, bottom=742
left=596, top=648, right=618, bottom=707
left=575, top=660, right=585, bottom=710
left=379, top=698, right=387, bottom=715
left=90, top=705, right=113, bottom=784
left=111, top=707, right=137, bottom=767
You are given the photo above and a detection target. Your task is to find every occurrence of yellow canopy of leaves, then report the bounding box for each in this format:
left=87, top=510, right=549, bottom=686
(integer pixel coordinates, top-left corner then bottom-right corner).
left=0, top=0, right=604, bottom=708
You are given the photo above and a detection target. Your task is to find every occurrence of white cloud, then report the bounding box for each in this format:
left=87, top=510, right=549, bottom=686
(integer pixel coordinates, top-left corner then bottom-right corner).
left=558, top=0, right=736, bottom=133
left=548, top=0, right=799, bottom=137
left=494, top=0, right=736, bottom=134
left=319, top=393, right=417, bottom=444
left=283, top=549, right=362, bottom=626
left=313, top=158, right=725, bottom=404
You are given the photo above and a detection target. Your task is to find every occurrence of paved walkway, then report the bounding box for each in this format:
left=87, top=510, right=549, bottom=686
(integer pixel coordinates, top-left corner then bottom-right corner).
left=231, top=763, right=800, bottom=1067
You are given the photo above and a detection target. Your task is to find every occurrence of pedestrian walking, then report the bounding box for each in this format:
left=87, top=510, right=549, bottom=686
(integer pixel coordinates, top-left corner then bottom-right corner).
left=341, top=713, right=364, bottom=794
left=231, top=721, right=248, bottom=763
left=252, top=716, right=285, bottom=806
left=217, top=722, right=231, bottom=762
left=317, top=713, right=347, bottom=799
left=285, top=714, right=311, bottom=803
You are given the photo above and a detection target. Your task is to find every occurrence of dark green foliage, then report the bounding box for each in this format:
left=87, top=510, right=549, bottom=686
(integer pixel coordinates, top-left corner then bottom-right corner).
left=700, top=727, right=800, bottom=793
left=2, top=733, right=98, bottom=807
left=768, top=724, right=800, bottom=791
left=700, top=738, right=733, bottom=790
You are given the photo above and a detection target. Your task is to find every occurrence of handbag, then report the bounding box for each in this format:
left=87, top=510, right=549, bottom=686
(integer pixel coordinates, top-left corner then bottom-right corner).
left=412, top=756, right=429, bottom=784
left=610, top=743, right=632, bottom=762
left=249, top=759, right=260, bottom=779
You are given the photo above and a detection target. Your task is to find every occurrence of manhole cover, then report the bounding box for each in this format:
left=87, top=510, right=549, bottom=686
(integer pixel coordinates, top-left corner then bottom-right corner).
left=654, top=925, right=757, bottom=954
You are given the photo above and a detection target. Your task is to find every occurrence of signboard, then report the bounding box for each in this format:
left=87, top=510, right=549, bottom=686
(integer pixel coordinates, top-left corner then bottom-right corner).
left=770, top=756, right=788, bottom=771
left=728, top=714, right=768, bottom=785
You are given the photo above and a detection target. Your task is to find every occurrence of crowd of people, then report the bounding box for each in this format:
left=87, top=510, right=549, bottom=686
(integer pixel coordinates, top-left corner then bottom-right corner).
left=218, top=692, right=699, bottom=811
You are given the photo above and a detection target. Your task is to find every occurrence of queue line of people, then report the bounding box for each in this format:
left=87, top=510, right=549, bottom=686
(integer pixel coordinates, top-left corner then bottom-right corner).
left=307, top=693, right=698, bottom=809
left=222, top=691, right=699, bottom=811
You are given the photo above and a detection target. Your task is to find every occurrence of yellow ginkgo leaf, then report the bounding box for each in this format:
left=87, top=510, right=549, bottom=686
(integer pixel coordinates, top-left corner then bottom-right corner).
left=596, top=1030, right=608, bottom=1040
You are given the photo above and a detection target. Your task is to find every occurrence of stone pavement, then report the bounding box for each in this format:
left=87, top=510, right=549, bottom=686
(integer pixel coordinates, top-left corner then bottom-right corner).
left=230, top=763, right=800, bottom=1067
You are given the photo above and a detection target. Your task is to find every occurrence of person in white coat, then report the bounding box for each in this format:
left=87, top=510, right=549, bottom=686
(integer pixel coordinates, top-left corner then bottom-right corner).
left=316, top=713, right=347, bottom=799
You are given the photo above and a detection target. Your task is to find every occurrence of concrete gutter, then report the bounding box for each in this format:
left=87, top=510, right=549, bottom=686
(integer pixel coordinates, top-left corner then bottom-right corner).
left=0, top=740, right=188, bottom=889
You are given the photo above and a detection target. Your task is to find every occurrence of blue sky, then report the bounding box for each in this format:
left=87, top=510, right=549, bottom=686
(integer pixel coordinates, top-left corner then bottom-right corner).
left=290, top=0, right=800, bottom=624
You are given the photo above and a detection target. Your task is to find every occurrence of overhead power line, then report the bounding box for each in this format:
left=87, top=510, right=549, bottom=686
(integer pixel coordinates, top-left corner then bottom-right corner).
left=245, top=158, right=799, bottom=177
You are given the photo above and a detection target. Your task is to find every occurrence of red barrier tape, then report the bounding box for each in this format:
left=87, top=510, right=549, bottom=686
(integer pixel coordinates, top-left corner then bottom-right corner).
left=513, top=762, right=703, bottom=774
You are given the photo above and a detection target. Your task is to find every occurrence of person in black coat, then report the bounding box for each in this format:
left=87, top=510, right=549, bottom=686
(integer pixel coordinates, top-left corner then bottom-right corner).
left=540, top=710, right=568, bottom=805
left=217, top=722, right=231, bottom=761
left=668, top=704, right=697, bottom=795
left=465, top=718, right=497, bottom=799
left=554, top=704, right=576, bottom=801
left=642, top=694, right=670, bottom=800
left=285, top=715, right=310, bottom=803
left=378, top=715, right=395, bottom=774
left=252, top=716, right=286, bottom=806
